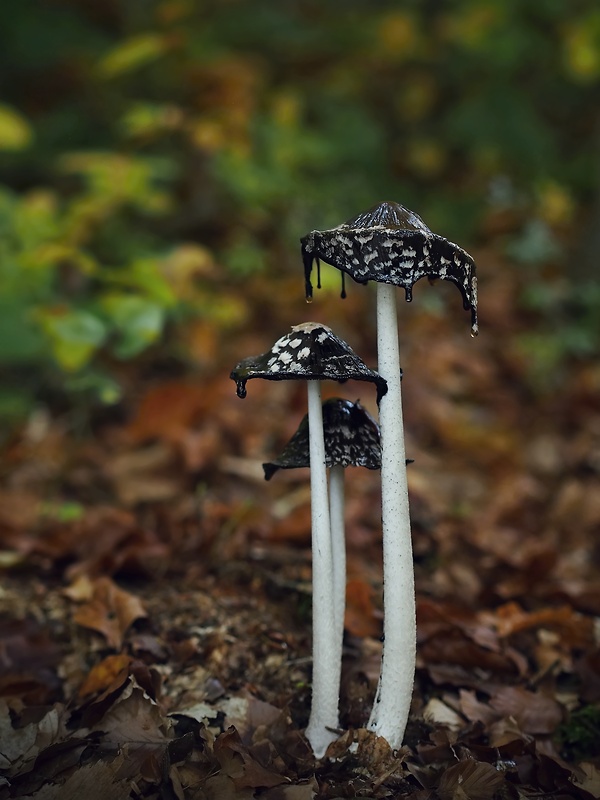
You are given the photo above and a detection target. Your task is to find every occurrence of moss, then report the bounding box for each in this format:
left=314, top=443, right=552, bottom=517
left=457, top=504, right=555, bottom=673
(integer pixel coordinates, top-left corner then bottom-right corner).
left=558, top=705, right=600, bottom=761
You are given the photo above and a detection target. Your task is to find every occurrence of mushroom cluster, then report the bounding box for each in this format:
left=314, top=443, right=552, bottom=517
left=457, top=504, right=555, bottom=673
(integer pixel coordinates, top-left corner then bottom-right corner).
left=230, top=201, right=477, bottom=758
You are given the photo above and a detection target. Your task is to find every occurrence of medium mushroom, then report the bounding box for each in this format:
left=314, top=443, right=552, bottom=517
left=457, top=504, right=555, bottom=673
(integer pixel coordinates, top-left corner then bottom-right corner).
left=301, top=201, right=478, bottom=749
left=264, top=397, right=382, bottom=652
left=231, top=323, right=386, bottom=757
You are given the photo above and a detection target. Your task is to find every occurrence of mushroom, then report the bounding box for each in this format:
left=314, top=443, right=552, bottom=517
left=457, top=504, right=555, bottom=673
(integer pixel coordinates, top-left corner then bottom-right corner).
left=231, top=323, right=387, bottom=757
left=301, top=201, right=478, bottom=749
left=264, top=397, right=382, bottom=650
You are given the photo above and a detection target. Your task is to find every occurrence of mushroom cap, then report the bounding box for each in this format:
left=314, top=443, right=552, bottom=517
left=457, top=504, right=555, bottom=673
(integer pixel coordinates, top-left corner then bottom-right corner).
left=263, top=398, right=381, bottom=480
left=230, top=322, right=388, bottom=403
left=301, top=200, right=478, bottom=335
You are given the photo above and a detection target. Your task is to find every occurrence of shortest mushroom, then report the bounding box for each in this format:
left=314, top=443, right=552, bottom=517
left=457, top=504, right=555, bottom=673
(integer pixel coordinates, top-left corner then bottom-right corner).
left=264, top=397, right=382, bottom=647
left=231, top=324, right=386, bottom=757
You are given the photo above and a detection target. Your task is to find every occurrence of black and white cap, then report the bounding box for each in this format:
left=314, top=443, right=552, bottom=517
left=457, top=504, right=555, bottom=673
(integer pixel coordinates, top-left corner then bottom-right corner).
left=231, top=322, right=388, bottom=403
left=301, top=201, right=478, bottom=334
left=263, top=398, right=381, bottom=480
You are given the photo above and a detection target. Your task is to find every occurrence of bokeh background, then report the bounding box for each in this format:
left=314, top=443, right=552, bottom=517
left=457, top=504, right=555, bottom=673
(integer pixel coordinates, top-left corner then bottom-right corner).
left=2, top=3, right=600, bottom=788
left=1, top=0, right=599, bottom=428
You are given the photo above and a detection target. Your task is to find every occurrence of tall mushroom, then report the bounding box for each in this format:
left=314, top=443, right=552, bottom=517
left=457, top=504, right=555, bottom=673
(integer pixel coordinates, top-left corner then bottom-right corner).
left=301, top=201, right=478, bottom=749
left=264, top=397, right=382, bottom=651
left=231, top=323, right=386, bottom=757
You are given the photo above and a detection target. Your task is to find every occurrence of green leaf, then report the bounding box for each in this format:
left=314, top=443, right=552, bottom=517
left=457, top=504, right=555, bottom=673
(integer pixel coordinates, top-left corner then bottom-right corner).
left=65, top=371, right=123, bottom=404
left=101, top=258, right=176, bottom=306
left=38, top=309, right=107, bottom=371
left=101, top=294, right=164, bottom=359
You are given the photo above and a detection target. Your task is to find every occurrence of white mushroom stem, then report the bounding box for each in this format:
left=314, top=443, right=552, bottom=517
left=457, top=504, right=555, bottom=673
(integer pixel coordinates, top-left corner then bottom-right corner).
left=367, top=281, right=416, bottom=749
left=329, top=464, right=346, bottom=643
left=305, top=381, right=341, bottom=757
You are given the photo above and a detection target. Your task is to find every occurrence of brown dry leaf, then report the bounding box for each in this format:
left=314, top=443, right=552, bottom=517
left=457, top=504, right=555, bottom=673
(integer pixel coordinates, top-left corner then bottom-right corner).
left=422, top=698, right=463, bottom=731
left=345, top=578, right=382, bottom=638
left=62, top=574, right=95, bottom=602
left=0, top=615, right=62, bottom=676
left=37, top=506, right=170, bottom=578
left=22, top=760, right=132, bottom=800
left=458, top=690, right=500, bottom=727
left=261, top=779, right=318, bottom=799
left=0, top=702, right=66, bottom=777
left=78, top=653, right=132, bottom=699
left=491, top=602, right=594, bottom=647
left=219, top=693, right=283, bottom=744
left=213, top=727, right=287, bottom=791
left=0, top=616, right=62, bottom=704
left=489, top=686, right=564, bottom=734
left=572, top=763, right=600, bottom=797
left=90, top=678, right=171, bottom=744
left=72, top=576, right=147, bottom=649
left=437, top=759, right=505, bottom=800
left=420, top=627, right=517, bottom=675
left=126, top=381, right=208, bottom=442
left=203, top=771, right=256, bottom=800
left=269, top=505, right=312, bottom=545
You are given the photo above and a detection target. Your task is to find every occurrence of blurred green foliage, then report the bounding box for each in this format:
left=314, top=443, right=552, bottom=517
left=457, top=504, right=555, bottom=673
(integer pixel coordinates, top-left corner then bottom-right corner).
left=1, top=0, right=599, bottom=425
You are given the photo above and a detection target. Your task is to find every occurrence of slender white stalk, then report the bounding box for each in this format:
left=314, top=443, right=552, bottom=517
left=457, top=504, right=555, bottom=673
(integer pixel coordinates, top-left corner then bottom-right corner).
left=305, top=381, right=340, bottom=757
left=329, top=464, right=346, bottom=647
left=367, top=282, right=415, bottom=749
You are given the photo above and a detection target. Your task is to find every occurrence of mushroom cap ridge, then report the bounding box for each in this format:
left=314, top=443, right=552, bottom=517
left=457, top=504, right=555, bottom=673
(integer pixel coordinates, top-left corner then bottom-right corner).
left=301, top=201, right=478, bottom=335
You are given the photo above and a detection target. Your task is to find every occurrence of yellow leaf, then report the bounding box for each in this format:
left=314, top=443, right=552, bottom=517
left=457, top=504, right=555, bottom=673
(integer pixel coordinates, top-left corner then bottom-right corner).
left=0, top=104, right=33, bottom=151
left=78, top=654, right=132, bottom=698
left=98, top=34, right=167, bottom=79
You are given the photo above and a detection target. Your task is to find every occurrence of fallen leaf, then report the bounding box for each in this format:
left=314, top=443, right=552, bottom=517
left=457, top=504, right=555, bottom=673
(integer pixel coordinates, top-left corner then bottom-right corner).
left=261, top=779, right=318, bottom=799
left=21, top=760, right=132, bottom=800
left=62, top=575, right=95, bottom=602
left=489, top=686, right=564, bottom=734
left=126, top=381, right=209, bottom=444
left=72, top=576, right=147, bottom=649
left=78, top=654, right=132, bottom=698
left=0, top=702, right=66, bottom=777
left=220, top=694, right=283, bottom=744
left=571, top=762, right=600, bottom=797
left=213, top=727, right=287, bottom=791
left=423, top=698, right=464, bottom=731
left=491, top=602, right=594, bottom=647
left=90, top=678, right=172, bottom=744
left=345, top=579, right=382, bottom=638
left=0, top=616, right=62, bottom=704
left=437, top=759, right=505, bottom=800
left=458, top=690, right=500, bottom=727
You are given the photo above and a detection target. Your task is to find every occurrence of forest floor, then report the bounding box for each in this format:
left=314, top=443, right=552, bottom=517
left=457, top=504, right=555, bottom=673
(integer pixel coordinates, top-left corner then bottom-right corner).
left=1, top=254, right=600, bottom=799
